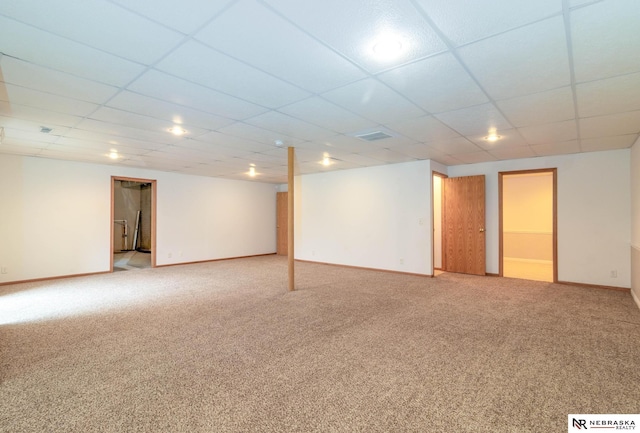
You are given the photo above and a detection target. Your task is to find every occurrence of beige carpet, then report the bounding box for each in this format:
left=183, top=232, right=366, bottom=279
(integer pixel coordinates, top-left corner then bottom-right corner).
left=1, top=256, right=639, bottom=432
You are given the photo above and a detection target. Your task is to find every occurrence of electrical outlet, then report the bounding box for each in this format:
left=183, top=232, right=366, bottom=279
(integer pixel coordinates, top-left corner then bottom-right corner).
left=168, top=252, right=172, bottom=258
left=399, top=258, right=404, bottom=265
left=610, top=270, right=617, bottom=278
left=1, top=266, right=7, bottom=274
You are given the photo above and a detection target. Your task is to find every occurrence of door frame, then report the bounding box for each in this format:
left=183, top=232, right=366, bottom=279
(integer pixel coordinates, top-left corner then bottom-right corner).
left=431, top=171, right=447, bottom=275
left=110, top=176, right=157, bottom=272
left=498, top=168, right=557, bottom=282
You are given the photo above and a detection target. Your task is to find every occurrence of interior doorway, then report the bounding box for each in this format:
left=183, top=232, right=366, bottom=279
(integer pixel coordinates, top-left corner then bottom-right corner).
left=432, top=172, right=446, bottom=275
left=499, top=169, right=557, bottom=282
left=111, top=176, right=157, bottom=272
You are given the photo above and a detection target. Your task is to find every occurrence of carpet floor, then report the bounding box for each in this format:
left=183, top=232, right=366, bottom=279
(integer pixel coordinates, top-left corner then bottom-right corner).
left=1, top=256, right=639, bottom=432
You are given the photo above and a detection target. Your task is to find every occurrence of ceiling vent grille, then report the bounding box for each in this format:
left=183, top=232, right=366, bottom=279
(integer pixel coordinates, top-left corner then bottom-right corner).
left=355, top=131, right=393, bottom=141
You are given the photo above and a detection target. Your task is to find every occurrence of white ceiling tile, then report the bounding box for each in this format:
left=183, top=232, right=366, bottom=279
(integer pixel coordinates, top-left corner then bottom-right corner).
left=191, top=132, right=276, bottom=153
left=244, top=111, right=336, bottom=141
left=314, top=135, right=387, bottom=154
left=414, top=0, right=562, bottom=46
left=323, top=79, right=425, bottom=125
left=0, top=128, right=62, bottom=145
left=1, top=57, right=119, bottom=104
left=576, top=71, right=640, bottom=117
left=265, top=0, right=446, bottom=74
left=156, top=41, right=310, bottom=108
left=0, top=141, right=43, bottom=156
left=389, top=143, right=450, bottom=160
left=332, top=152, right=388, bottom=167
left=497, top=86, right=576, bottom=127
left=109, top=0, right=233, bottom=34
left=0, top=103, right=83, bottom=129
left=579, top=111, right=640, bottom=139
left=73, top=119, right=182, bottom=145
left=1, top=84, right=99, bottom=117
left=518, top=120, right=578, bottom=145
left=357, top=148, right=417, bottom=164
left=64, top=129, right=166, bottom=151
left=489, top=146, right=537, bottom=160
left=580, top=134, right=638, bottom=152
left=572, top=0, right=640, bottom=82
left=0, top=0, right=183, bottom=63
left=530, top=140, right=580, bottom=156
left=458, top=17, right=570, bottom=100
left=216, top=122, right=303, bottom=146
left=453, top=151, right=498, bottom=164
left=89, top=107, right=208, bottom=138
left=0, top=16, right=146, bottom=87
left=126, top=70, right=268, bottom=120
left=195, top=0, right=366, bottom=93
left=55, top=136, right=161, bottom=154
left=426, top=137, right=483, bottom=154
left=434, top=103, right=512, bottom=136
left=278, top=97, right=377, bottom=134
left=378, top=52, right=488, bottom=114
left=385, top=115, right=460, bottom=142
left=105, top=91, right=234, bottom=131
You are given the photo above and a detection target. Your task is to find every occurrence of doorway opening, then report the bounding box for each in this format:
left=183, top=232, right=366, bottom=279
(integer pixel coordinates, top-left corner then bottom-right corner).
left=432, top=172, right=446, bottom=276
left=111, top=176, right=157, bottom=272
left=499, top=169, right=557, bottom=282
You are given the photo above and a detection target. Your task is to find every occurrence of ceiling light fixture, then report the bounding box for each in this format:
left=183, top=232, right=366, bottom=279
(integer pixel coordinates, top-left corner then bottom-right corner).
left=169, top=126, right=186, bottom=136
left=274, top=139, right=284, bottom=147
left=483, top=128, right=502, bottom=142
left=372, top=34, right=403, bottom=60
left=108, top=149, right=119, bottom=160
left=249, top=164, right=256, bottom=177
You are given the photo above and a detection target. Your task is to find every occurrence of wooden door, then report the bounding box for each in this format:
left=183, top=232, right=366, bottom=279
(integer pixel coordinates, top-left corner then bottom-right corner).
left=443, top=175, right=486, bottom=276
left=276, top=192, right=288, bottom=255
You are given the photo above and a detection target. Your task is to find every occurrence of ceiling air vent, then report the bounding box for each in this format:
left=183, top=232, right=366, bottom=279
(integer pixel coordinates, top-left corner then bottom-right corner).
left=355, top=131, right=393, bottom=142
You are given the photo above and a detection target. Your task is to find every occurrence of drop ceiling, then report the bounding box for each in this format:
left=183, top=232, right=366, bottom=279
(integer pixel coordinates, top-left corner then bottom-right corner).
left=0, top=0, right=638, bottom=184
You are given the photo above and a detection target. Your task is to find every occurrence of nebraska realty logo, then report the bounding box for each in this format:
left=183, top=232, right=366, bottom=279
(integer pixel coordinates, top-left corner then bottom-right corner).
left=569, top=414, right=639, bottom=431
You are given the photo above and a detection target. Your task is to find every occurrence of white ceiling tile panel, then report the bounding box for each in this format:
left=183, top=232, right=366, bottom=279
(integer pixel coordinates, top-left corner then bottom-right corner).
left=497, top=86, right=576, bottom=128
left=0, top=128, right=63, bottom=145
left=580, top=134, right=638, bottom=152
left=195, top=0, right=367, bottom=93
left=64, top=129, right=167, bottom=151
left=244, top=111, right=337, bottom=141
left=426, top=137, right=483, bottom=154
left=571, top=0, right=640, bottom=82
left=414, top=0, right=562, bottom=46
left=56, top=136, right=163, bottom=154
left=1, top=57, right=119, bottom=104
left=0, top=142, right=44, bottom=156
left=385, top=115, right=460, bottom=142
left=531, top=140, right=580, bottom=156
left=355, top=148, right=417, bottom=164
left=518, top=120, right=578, bottom=145
left=0, top=0, right=184, bottom=64
left=156, top=41, right=310, bottom=108
left=1, top=84, right=99, bottom=117
left=453, top=151, right=498, bottom=164
left=217, top=122, right=303, bottom=146
left=264, top=0, right=447, bottom=74
left=579, top=111, right=640, bottom=139
left=126, top=70, right=268, bottom=120
left=73, top=119, right=183, bottom=145
left=458, top=17, right=570, bottom=100
left=0, top=17, right=146, bottom=87
left=278, top=97, right=377, bottom=134
left=387, top=143, right=450, bottom=160
left=489, top=146, right=537, bottom=160
left=378, top=52, right=488, bottom=114
left=314, top=135, right=388, bottom=154
left=470, top=129, right=528, bottom=150
left=191, top=132, right=276, bottom=153
left=105, top=91, right=234, bottom=131
left=89, top=107, right=208, bottom=138
left=0, top=103, right=83, bottom=129
left=108, top=0, right=234, bottom=34
left=434, top=103, right=512, bottom=136
left=576, top=71, right=640, bottom=117
left=329, top=152, right=387, bottom=167
left=322, top=79, right=426, bottom=125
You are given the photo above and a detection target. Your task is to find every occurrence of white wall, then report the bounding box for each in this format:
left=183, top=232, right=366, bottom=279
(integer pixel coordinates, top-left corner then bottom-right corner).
left=296, top=160, right=434, bottom=275
left=448, top=150, right=631, bottom=288
left=0, top=155, right=276, bottom=284
left=631, top=137, right=640, bottom=307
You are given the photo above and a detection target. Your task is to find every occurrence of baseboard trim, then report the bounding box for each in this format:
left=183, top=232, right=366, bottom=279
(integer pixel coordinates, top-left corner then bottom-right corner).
left=0, top=271, right=111, bottom=287
left=485, top=272, right=500, bottom=277
left=156, top=253, right=277, bottom=268
left=556, top=280, right=630, bottom=293
left=296, top=259, right=432, bottom=278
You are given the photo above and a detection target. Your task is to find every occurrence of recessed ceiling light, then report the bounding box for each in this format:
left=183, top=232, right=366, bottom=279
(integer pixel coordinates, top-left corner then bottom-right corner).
left=108, top=150, right=119, bottom=160
left=372, top=34, right=403, bottom=60
left=274, top=139, right=284, bottom=147
left=168, top=126, right=186, bottom=136
left=249, top=164, right=256, bottom=177
left=483, top=128, right=502, bottom=142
